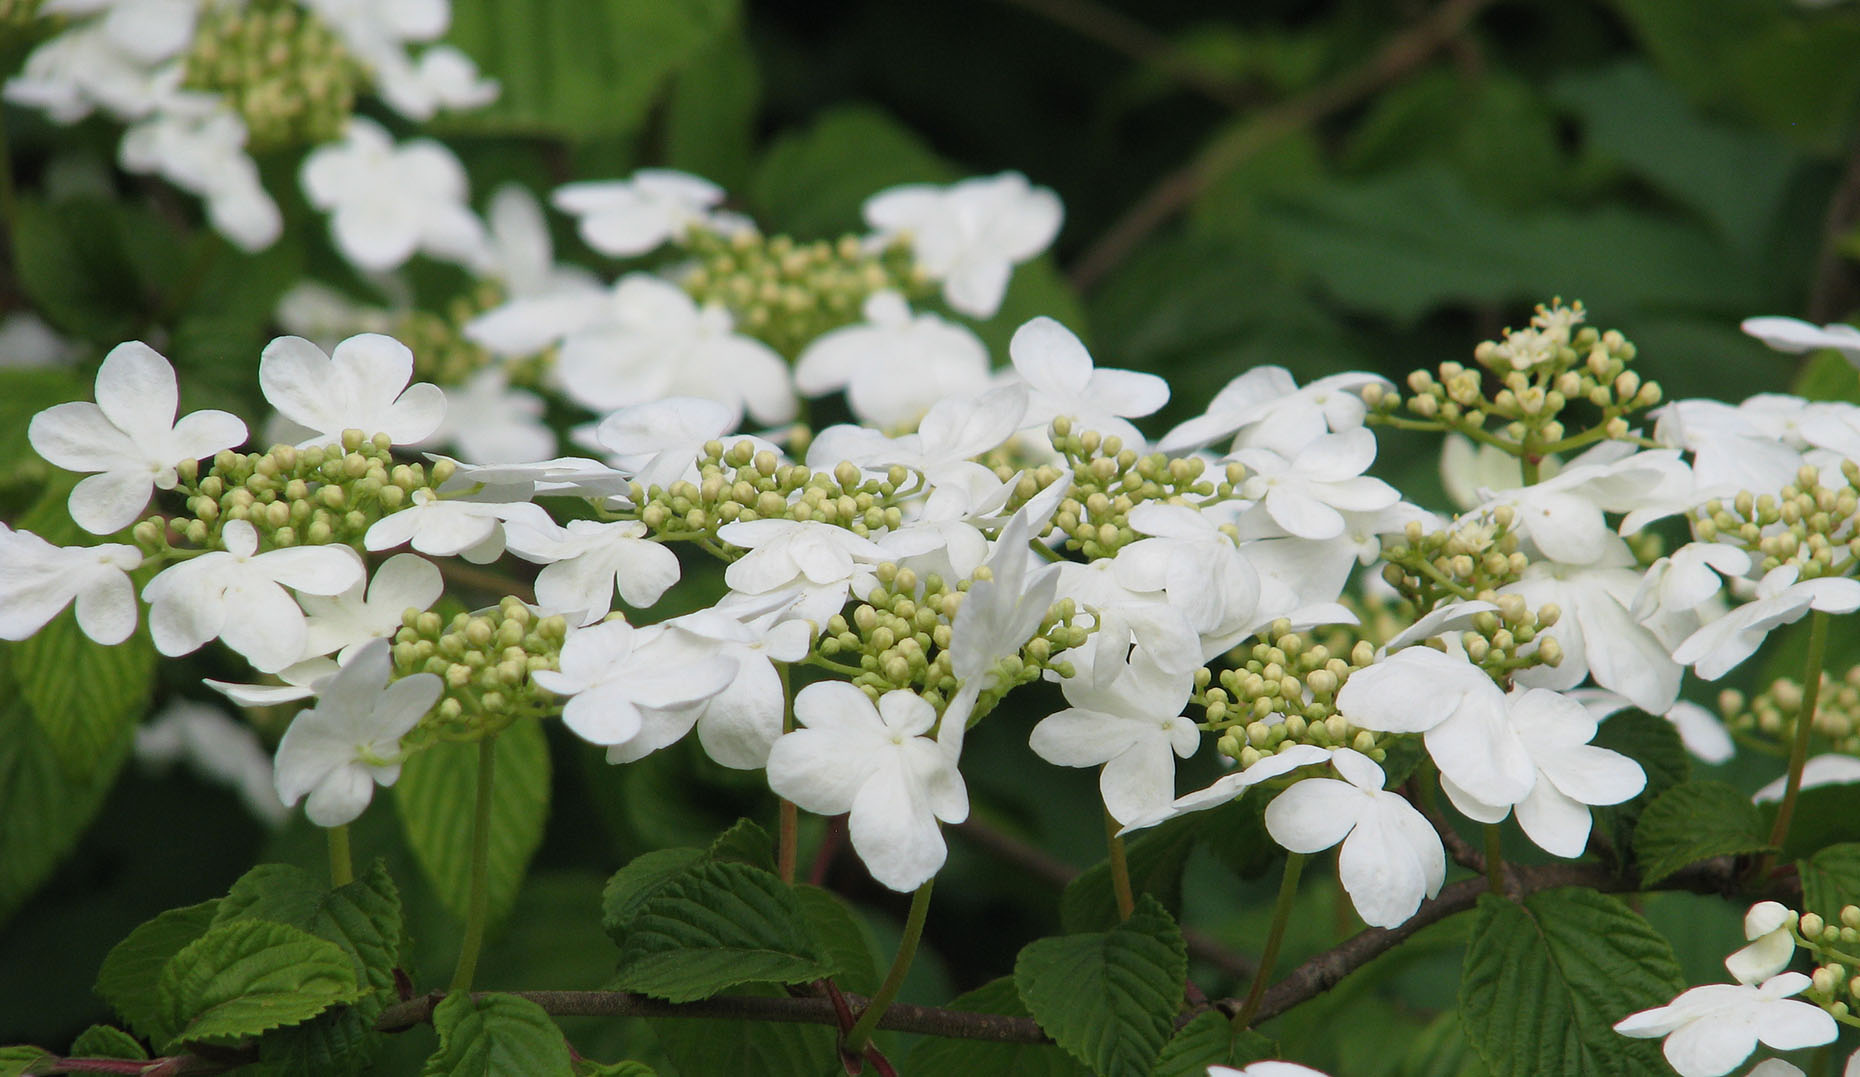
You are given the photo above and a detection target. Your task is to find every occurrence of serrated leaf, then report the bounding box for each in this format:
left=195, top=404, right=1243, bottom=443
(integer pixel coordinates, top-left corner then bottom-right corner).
left=907, top=977, right=1089, bottom=1077
left=749, top=105, right=954, bottom=237
left=155, top=919, right=361, bottom=1050
left=0, top=1046, right=52, bottom=1077
left=422, top=992, right=573, bottom=1077
left=67, top=1024, right=147, bottom=1060
left=611, top=861, right=831, bottom=1003
left=442, top=0, right=736, bottom=140
left=1459, top=889, right=1685, bottom=1077
left=1799, top=843, right=1860, bottom=923
left=705, top=817, right=777, bottom=873
left=1151, top=1010, right=1276, bottom=1076
left=13, top=607, right=155, bottom=777
left=601, top=847, right=706, bottom=946
left=214, top=859, right=404, bottom=998
left=1592, top=710, right=1690, bottom=855
left=1633, top=780, right=1771, bottom=885
left=1015, top=895, right=1187, bottom=1077
left=95, top=900, right=221, bottom=1044
left=1400, top=1010, right=1491, bottom=1077
left=1061, top=814, right=1200, bottom=933
left=649, top=982, right=837, bottom=1076
left=575, top=1061, right=659, bottom=1077
left=791, top=884, right=880, bottom=996
left=396, top=722, right=549, bottom=926
left=258, top=1005, right=378, bottom=1077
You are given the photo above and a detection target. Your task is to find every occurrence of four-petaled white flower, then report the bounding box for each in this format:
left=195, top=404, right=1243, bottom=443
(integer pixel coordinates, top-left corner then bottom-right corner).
left=300, top=118, right=489, bottom=273
left=1263, top=747, right=1445, bottom=929
left=363, top=486, right=554, bottom=564
left=1230, top=429, right=1400, bottom=542
left=660, top=596, right=814, bottom=769
left=593, top=396, right=744, bottom=493
left=1742, top=315, right=1860, bottom=365
left=273, top=640, right=442, bottom=827
left=1725, top=902, right=1797, bottom=986
left=29, top=340, right=247, bottom=534
left=503, top=517, right=681, bottom=626
left=142, top=519, right=365, bottom=672
left=260, top=333, right=446, bottom=448
left=794, top=291, right=993, bottom=428
left=1008, top=317, right=1168, bottom=451
left=1673, top=564, right=1860, bottom=680
left=1029, top=655, right=1200, bottom=825
left=0, top=522, right=143, bottom=644
left=1613, top=972, right=1837, bottom=1077
left=552, top=169, right=725, bottom=257
left=863, top=172, right=1062, bottom=318
left=1121, top=744, right=1332, bottom=835
left=531, top=618, right=737, bottom=752
left=766, top=683, right=968, bottom=892
left=298, top=553, right=444, bottom=664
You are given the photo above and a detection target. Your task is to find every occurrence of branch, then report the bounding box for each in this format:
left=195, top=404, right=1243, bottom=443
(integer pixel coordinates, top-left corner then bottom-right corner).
left=1068, top=0, right=1495, bottom=291
left=986, top=0, right=1252, bottom=108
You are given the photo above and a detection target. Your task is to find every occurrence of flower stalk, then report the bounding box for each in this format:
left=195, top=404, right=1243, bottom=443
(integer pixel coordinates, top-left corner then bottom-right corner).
left=448, top=736, right=498, bottom=994
left=327, top=824, right=353, bottom=888
left=1236, top=851, right=1305, bottom=1028
left=843, top=877, right=935, bottom=1054
left=1104, top=810, right=1135, bottom=921
left=1767, top=609, right=1832, bottom=853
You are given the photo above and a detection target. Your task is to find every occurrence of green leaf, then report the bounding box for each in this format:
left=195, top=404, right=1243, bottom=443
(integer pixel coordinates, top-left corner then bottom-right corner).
left=907, top=977, right=1089, bottom=1076
left=155, top=919, right=361, bottom=1050
left=67, top=1024, right=147, bottom=1060
left=1459, top=889, right=1685, bottom=1077
left=396, top=722, right=549, bottom=925
left=12, top=607, right=155, bottom=777
left=1591, top=710, right=1690, bottom=855
left=10, top=197, right=146, bottom=342
left=1061, top=813, right=1200, bottom=933
left=648, top=982, right=838, bottom=1076
left=1799, top=843, right=1860, bottom=923
left=576, top=1061, right=660, bottom=1077
left=1399, top=1010, right=1491, bottom=1077
left=792, top=884, right=880, bottom=996
left=422, top=992, right=574, bottom=1077
left=1632, top=780, right=1771, bottom=886
left=0, top=1046, right=52, bottom=1077
left=95, top=900, right=221, bottom=1044
left=1014, top=895, right=1187, bottom=1077
left=443, top=0, right=737, bottom=140
left=601, top=847, right=707, bottom=946
left=1151, top=1010, right=1276, bottom=1077
left=663, top=23, right=760, bottom=192
left=749, top=105, right=954, bottom=237
left=0, top=366, right=86, bottom=480
left=611, top=861, right=832, bottom=1003
left=1792, top=351, right=1860, bottom=406
left=705, top=817, right=778, bottom=873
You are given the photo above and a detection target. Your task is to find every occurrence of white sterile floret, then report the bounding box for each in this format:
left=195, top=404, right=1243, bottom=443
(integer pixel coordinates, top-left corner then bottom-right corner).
left=1753, top=754, right=1860, bottom=802
left=1568, top=688, right=1735, bottom=765
left=1053, top=557, right=1202, bottom=683
left=259, top=333, right=446, bottom=448
left=553, top=274, right=795, bottom=425
left=1115, top=502, right=1261, bottom=639
left=142, top=520, right=364, bottom=673
left=1613, top=973, right=1836, bottom=1077
left=1122, top=744, right=1333, bottom=835
left=765, top=683, right=968, bottom=892
left=371, top=45, right=499, bottom=121
left=419, top=367, right=554, bottom=465
left=5, top=17, right=179, bottom=123
left=1653, top=398, right=1807, bottom=501
left=807, top=384, right=1029, bottom=493
left=136, top=699, right=287, bottom=826
left=1159, top=366, right=1389, bottom=457
left=119, top=97, right=281, bottom=252
left=863, top=172, right=1062, bottom=319
left=1337, top=646, right=1536, bottom=810
left=300, top=118, right=489, bottom=273
left=794, top=291, right=992, bottom=428
left=532, top=619, right=737, bottom=751
left=593, top=396, right=743, bottom=492
left=1473, top=444, right=1692, bottom=565
left=718, top=518, right=890, bottom=597
left=1208, top=1063, right=1331, bottom=1077
left=1229, top=428, right=1400, bottom=542
left=1007, top=317, right=1168, bottom=450
left=949, top=511, right=1060, bottom=691
left=1673, top=565, right=1860, bottom=680
left=1632, top=542, right=1753, bottom=620
left=0, top=523, right=143, bottom=645
left=28, top=340, right=247, bottom=535
left=659, top=597, right=813, bottom=769
left=273, top=640, right=441, bottom=827
left=362, top=486, right=553, bottom=564
left=1263, top=747, right=1445, bottom=929
left=1726, top=902, right=1797, bottom=986
left=1742, top=315, right=1860, bottom=365
left=1029, top=655, right=1200, bottom=826
left=480, top=184, right=603, bottom=302
left=298, top=553, right=443, bottom=665
left=552, top=169, right=725, bottom=257
left=503, top=517, right=680, bottom=626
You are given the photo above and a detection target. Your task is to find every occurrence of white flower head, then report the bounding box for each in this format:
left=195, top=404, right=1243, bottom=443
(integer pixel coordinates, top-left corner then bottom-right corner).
left=1263, top=748, right=1445, bottom=929
left=531, top=619, right=737, bottom=751
left=503, top=517, right=681, bottom=626
left=1613, top=972, right=1836, bottom=1077
left=0, top=523, right=142, bottom=645
left=300, top=118, right=489, bottom=273
left=1229, top=429, right=1400, bottom=542
left=1121, top=744, right=1333, bottom=835
left=552, top=169, right=726, bottom=257
left=119, top=98, right=281, bottom=252
left=1725, top=902, right=1797, bottom=986
left=794, top=291, right=993, bottom=428
left=1008, top=317, right=1168, bottom=451
left=298, top=553, right=444, bottom=665
left=1030, top=656, right=1200, bottom=825
left=1742, top=315, right=1860, bottom=365
left=1673, top=565, right=1860, bottom=680
left=260, top=333, right=445, bottom=448
left=274, top=640, right=441, bottom=827
left=766, top=683, right=968, bottom=891
left=29, top=340, right=247, bottom=534
left=864, top=172, right=1062, bottom=318
left=594, top=396, right=743, bottom=492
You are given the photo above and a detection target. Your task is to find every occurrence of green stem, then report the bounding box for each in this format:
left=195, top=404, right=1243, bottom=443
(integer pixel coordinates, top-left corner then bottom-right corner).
left=1235, top=852, right=1305, bottom=1028
left=449, top=736, right=498, bottom=994
left=1767, top=609, right=1832, bottom=851
left=1104, top=810, right=1135, bottom=921
left=1483, top=824, right=1505, bottom=893
left=777, top=663, right=797, bottom=885
left=844, top=878, right=934, bottom=1053
left=327, top=825, right=353, bottom=888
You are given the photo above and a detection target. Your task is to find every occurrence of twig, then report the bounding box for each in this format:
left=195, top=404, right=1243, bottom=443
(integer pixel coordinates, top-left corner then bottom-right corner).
left=1069, top=0, right=1495, bottom=291
left=987, top=0, right=1251, bottom=108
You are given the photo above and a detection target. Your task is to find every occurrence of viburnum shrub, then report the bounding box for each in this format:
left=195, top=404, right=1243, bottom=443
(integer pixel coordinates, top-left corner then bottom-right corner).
left=6, top=4, right=1860, bottom=1077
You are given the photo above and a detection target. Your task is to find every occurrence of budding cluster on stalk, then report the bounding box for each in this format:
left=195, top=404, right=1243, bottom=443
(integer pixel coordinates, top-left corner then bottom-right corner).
left=397, top=281, right=550, bottom=388
left=1382, top=509, right=1532, bottom=603
left=1693, top=461, right=1860, bottom=578
left=182, top=0, right=360, bottom=150
left=679, top=227, right=930, bottom=358
left=392, top=595, right=566, bottom=743
left=1044, top=416, right=1232, bottom=559
left=1208, top=619, right=1382, bottom=766
left=133, top=432, right=449, bottom=557
left=1720, top=665, right=1860, bottom=757
left=1800, top=905, right=1860, bottom=1021
left=634, top=440, right=915, bottom=542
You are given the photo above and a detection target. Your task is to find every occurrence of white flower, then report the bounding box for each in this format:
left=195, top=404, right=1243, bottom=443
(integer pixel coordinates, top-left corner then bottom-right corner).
left=863, top=172, right=1062, bottom=318
left=0, top=312, right=77, bottom=369
left=1673, top=565, right=1860, bottom=680
left=1229, top=429, right=1400, bottom=541
left=552, top=170, right=726, bottom=257
left=718, top=518, right=888, bottom=596
left=300, top=118, right=489, bottom=272
left=28, top=341, right=247, bottom=534
left=142, top=520, right=365, bottom=672
left=1208, top=1063, right=1330, bottom=1077
left=119, top=98, right=281, bottom=251
left=0, top=523, right=142, bottom=644
left=1632, top=542, right=1753, bottom=620
left=806, top=385, right=1029, bottom=492
left=362, top=486, right=553, bottom=564
left=1743, top=315, right=1860, bottom=365
left=503, top=518, right=681, bottom=626
left=372, top=45, right=499, bottom=121
left=1753, top=754, right=1860, bottom=802
left=531, top=619, right=737, bottom=750
left=1121, top=744, right=1333, bottom=835
left=765, top=683, right=968, bottom=891
left=1029, top=656, right=1200, bottom=825
left=273, top=640, right=441, bottom=827
left=794, top=292, right=992, bottom=428
left=1502, top=545, right=1689, bottom=714
left=421, top=367, right=554, bottom=465
left=298, top=553, right=443, bottom=665
left=1654, top=397, right=1806, bottom=502
left=259, top=333, right=445, bottom=448
left=659, top=598, right=813, bottom=769
left=1159, top=366, right=1388, bottom=457
left=1473, top=445, right=1692, bottom=565
left=1114, top=502, right=1261, bottom=639
left=1053, top=557, right=1203, bottom=682
left=1725, top=902, right=1797, bottom=986
left=1008, top=317, right=1167, bottom=450
left=1263, top=748, right=1445, bottom=929
left=1613, top=972, right=1836, bottom=1077
left=593, top=396, right=743, bottom=492
left=136, top=699, right=287, bottom=826
left=480, top=184, right=602, bottom=301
